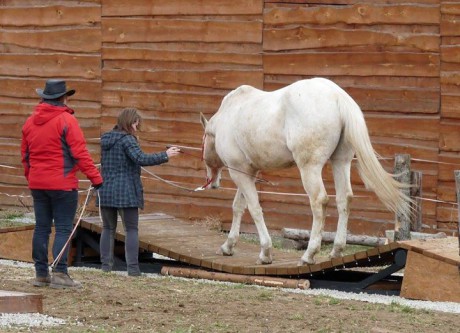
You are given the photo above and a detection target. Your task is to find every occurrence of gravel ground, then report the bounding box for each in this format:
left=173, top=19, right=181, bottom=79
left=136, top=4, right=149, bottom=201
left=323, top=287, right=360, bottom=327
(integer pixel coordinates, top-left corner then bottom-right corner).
left=1, top=259, right=460, bottom=330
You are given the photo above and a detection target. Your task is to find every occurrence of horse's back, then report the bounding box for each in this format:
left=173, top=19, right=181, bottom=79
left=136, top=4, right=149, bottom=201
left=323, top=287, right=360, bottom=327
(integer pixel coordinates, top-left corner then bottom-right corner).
left=210, top=78, right=346, bottom=170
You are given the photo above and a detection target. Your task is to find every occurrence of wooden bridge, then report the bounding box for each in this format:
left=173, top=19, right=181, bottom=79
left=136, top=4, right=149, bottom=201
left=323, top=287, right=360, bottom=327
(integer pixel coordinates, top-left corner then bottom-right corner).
left=77, top=213, right=460, bottom=302
left=0, top=213, right=458, bottom=302
left=79, top=213, right=396, bottom=276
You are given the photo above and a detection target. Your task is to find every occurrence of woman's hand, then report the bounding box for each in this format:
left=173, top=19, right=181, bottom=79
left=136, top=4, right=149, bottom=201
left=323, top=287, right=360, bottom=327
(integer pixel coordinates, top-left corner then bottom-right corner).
left=166, top=146, right=181, bottom=158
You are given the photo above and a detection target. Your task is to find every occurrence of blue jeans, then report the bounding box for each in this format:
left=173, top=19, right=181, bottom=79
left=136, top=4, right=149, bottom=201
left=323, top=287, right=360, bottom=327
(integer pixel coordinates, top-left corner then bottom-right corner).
left=100, top=207, right=140, bottom=275
left=31, top=189, right=78, bottom=277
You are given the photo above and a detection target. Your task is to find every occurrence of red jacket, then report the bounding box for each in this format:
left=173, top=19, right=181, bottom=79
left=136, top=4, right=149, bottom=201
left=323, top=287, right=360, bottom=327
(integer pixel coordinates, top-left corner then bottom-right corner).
left=21, top=102, right=102, bottom=190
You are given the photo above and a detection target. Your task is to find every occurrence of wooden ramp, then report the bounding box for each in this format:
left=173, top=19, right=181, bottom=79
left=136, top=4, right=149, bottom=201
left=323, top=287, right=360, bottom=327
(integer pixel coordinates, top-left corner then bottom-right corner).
left=80, top=213, right=401, bottom=277
left=399, top=238, right=460, bottom=302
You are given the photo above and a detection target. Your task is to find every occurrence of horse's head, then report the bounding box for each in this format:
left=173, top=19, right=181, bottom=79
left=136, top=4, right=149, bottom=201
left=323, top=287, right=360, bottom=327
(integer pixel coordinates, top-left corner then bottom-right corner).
left=200, top=113, right=224, bottom=189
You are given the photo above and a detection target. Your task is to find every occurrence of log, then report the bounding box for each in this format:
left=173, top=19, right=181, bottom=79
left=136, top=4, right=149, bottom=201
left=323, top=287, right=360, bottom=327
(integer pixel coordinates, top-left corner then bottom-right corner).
left=385, top=230, right=447, bottom=242
left=160, top=266, right=310, bottom=290
left=282, top=228, right=387, bottom=247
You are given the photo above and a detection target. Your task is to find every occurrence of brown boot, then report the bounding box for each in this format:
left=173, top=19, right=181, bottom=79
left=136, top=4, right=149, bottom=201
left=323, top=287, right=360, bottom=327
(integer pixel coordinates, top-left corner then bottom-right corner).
left=30, top=275, right=51, bottom=287
left=50, top=272, right=82, bottom=289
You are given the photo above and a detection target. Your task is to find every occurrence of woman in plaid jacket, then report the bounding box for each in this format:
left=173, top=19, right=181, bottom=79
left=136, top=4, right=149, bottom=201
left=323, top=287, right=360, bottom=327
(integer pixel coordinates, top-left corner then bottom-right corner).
left=98, top=108, right=180, bottom=276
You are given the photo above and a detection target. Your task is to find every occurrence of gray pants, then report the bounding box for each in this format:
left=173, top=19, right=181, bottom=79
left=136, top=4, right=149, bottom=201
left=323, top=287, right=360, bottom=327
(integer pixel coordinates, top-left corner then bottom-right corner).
left=100, top=207, right=140, bottom=275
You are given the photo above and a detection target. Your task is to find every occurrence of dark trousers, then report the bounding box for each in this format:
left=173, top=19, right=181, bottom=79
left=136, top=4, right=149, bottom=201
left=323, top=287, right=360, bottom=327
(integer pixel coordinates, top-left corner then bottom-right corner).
left=100, top=207, right=140, bottom=274
left=31, top=189, right=78, bottom=277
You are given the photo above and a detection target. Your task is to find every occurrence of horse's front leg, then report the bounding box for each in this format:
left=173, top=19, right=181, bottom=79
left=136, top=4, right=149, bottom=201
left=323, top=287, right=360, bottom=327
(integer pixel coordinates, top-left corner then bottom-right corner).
left=230, top=171, right=272, bottom=264
left=218, top=189, right=246, bottom=256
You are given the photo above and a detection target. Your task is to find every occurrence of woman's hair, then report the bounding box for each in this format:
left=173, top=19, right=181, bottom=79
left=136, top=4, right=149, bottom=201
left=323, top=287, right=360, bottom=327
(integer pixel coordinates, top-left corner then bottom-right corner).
left=116, top=107, right=142, bottom=135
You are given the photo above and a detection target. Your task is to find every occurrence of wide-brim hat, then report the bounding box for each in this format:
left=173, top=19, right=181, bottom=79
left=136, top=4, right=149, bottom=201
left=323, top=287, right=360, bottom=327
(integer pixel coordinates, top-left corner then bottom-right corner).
left=36, top=79, right=75, bottom=99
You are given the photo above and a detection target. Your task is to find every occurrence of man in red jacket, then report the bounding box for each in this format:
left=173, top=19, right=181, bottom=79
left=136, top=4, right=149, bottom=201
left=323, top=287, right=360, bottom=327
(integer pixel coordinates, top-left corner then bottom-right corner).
left=21, top=79, right=103, bottom=289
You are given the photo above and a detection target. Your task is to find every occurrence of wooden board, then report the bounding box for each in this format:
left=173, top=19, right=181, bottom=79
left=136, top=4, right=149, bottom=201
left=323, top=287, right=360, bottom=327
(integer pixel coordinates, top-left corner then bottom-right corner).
left=81, top=213, right=398, bottom=276
left=0, top=226, right=36, bottom=262
left=401, top=250, right=460, bottom=302
left=398, top=237, right=460, bottom=266
left=399, top=237, right=460, bottom=302
left=0, top=290, right=43, bottom=314
left=102, top=0, right=263, bottom=16
left=0, top=226, right=70, bottom=264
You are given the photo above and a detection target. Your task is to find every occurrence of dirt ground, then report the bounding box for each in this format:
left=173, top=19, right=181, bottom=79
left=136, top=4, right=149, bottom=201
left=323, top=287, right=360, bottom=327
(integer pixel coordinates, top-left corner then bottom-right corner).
left=1, top=262, right=459, bottom=333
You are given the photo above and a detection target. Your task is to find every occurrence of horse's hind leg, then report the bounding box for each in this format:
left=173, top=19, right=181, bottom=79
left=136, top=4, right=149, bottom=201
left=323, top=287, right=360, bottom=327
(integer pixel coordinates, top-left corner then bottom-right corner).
left=298, top=165, right=329, bottom=265
left=218, top=189, right=246, bottom=256
left=330, top=155, right=353, bottom=259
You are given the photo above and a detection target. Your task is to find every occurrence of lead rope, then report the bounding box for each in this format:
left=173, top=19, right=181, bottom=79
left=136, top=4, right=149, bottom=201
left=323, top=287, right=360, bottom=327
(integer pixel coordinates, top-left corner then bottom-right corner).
left=50, top=185, right=96, bottom=270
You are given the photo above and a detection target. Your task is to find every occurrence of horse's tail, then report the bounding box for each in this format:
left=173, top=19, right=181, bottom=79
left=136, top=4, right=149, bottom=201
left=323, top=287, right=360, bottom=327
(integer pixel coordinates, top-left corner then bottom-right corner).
left=332, top=82, right=413, bottom=219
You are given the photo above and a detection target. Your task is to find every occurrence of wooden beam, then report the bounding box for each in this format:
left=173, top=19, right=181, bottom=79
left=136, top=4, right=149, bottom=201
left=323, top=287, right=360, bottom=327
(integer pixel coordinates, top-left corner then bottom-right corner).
left=394, top=154, right=411, bottom=241
left=454, top=170, right=460, bottom=255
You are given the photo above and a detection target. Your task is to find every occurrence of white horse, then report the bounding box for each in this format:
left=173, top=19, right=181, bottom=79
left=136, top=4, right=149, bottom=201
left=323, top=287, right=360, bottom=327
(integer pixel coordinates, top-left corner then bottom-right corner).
left=200, top=78, right=412, bottom=265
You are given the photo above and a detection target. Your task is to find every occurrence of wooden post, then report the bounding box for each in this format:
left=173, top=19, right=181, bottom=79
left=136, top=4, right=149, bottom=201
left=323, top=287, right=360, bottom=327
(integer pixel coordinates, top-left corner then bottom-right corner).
left=410, top=171, right=422, bottom=232
left=454, top=171, right=460, bottom=255
left=394, top=154, right=411, bottom=241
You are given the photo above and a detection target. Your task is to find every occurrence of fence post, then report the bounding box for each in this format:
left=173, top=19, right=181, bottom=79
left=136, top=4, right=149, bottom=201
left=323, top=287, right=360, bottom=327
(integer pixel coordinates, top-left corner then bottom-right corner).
left=410, top=171, right=422, bottom=232
left=454, top=171, right=460, bottom=255
left=394, top=154, right=411, bottom=241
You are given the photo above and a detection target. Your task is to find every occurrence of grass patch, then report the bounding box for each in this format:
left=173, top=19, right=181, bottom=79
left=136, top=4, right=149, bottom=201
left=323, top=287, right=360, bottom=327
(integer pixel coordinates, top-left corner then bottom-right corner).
left=238, top=233, right=371, bottom=256
left=313, top=295, right=342, bottom=306
left=0, top=210, right=34, bottom=229
left=389, top=301, right=416, bottom=314
left=257, top=290, right=274, bottom=301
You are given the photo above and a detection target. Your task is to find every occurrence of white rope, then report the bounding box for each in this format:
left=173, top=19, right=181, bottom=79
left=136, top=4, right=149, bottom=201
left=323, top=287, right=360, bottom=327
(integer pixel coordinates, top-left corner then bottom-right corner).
left=139, top=172, right=459, bottom=206
left=1, top=160, right=459, bottom=209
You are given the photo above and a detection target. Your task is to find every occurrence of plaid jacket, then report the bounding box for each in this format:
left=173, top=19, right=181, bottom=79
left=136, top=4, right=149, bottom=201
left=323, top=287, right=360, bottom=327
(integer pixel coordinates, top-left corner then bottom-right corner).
left=97, top=130, right=168, bottom=208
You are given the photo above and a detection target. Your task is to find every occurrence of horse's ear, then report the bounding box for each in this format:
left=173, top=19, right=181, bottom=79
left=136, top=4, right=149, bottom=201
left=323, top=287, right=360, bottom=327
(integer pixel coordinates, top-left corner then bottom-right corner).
left=199, top=112, right=208, bottom=129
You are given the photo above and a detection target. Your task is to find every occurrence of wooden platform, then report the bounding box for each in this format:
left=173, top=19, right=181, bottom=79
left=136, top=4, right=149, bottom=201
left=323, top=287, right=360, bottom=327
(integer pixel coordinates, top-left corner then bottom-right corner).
left=80, top=213, right=401, bottom=276
left=399, top=238, right=460, bottom=302
left=0, top=290, right=43, bottom=313
left=0, top=225, right=36, bottom=263
left=0, top=225, right=69, bottom=264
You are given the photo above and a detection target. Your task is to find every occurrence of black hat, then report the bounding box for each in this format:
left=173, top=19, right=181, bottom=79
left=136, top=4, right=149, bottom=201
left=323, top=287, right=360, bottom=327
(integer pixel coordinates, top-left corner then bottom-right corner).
left=36, top=79, right=75, bottom=99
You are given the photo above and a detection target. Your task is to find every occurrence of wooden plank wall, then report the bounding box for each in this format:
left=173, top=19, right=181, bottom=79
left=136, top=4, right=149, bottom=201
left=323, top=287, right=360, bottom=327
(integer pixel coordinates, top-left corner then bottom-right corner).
left=99, top=0, right=264, bottom=229
left=0, top=0, right=458, bottom=237
left=260, top=0, right=442, bottom=235
left=0, top=0, right=102, bottom=208
left=437, top=1, right=460, bottom=233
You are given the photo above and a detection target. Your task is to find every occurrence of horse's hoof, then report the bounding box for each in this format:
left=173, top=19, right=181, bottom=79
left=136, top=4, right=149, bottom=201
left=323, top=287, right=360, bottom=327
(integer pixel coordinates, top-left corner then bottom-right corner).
left=329, top=251, right=343, bottom=259
left=298, top=257, right=315, bottom=266
left=256, top=258, right=272, bottom=265
left=217, top=246, right=233, bottom=256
